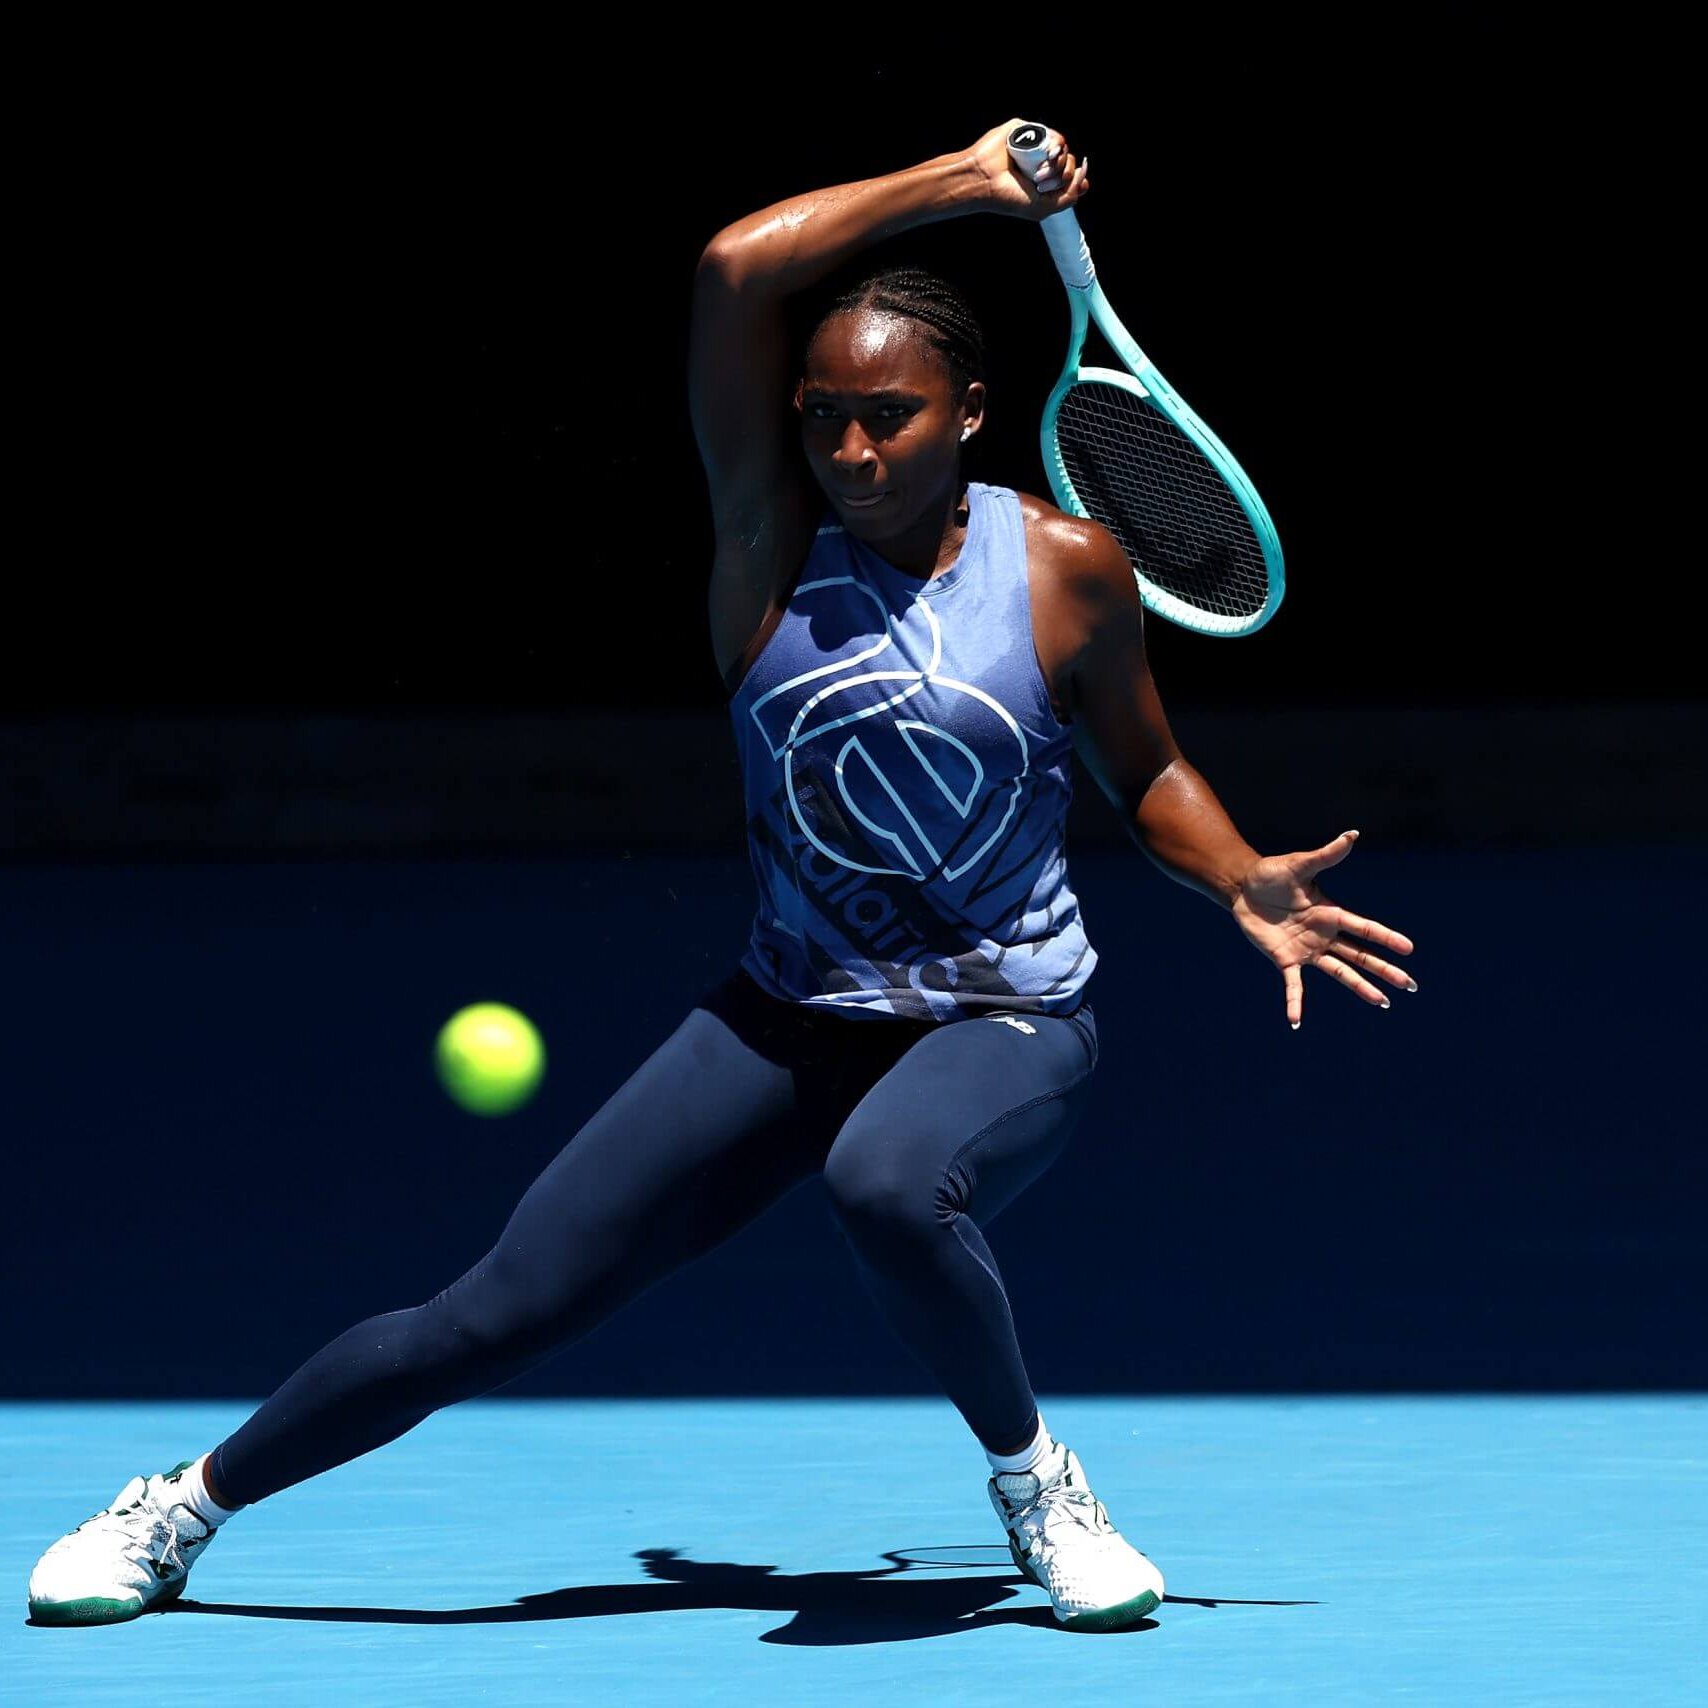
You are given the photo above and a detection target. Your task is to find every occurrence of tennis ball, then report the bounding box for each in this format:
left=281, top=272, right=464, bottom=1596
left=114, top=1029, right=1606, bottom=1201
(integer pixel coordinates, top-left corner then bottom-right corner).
left=434, top=1002, right=546, bottom=1117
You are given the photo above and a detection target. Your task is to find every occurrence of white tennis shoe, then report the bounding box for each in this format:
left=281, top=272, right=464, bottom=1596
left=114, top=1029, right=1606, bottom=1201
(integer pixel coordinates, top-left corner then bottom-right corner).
left=29, top=1461, right=217, bottom=1626
left=989, top=1444, right=1164, bottom=1630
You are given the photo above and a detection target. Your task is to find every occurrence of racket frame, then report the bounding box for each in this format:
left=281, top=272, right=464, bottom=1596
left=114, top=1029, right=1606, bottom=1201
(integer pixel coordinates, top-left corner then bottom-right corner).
left=1033, top=203, right=1286, bottom=637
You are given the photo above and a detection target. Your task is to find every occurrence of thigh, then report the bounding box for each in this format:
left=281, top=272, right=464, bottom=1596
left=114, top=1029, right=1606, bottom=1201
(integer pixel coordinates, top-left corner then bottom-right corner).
left=825, top=1004, right=1099, bottom=1223
left=486, top=979, right=828, bottom=1298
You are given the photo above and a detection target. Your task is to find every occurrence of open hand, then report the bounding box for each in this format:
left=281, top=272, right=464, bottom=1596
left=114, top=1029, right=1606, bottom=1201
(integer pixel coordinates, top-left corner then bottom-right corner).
left=1232, top=830, right=1416, bottom=1028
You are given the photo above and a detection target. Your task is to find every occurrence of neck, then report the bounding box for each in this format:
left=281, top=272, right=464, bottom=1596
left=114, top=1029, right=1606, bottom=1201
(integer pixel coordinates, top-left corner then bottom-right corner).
left=867, top=480, right=972, bottom=582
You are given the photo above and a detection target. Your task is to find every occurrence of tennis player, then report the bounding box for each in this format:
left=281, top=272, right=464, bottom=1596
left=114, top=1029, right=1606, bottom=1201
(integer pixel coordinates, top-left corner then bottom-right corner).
left=28, top=120, right=1414, bottom=1634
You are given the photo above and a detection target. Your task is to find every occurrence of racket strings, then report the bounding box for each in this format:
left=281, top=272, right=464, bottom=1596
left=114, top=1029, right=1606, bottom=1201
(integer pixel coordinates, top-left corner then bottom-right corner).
left=1055, top=382, right=1271, bottom=620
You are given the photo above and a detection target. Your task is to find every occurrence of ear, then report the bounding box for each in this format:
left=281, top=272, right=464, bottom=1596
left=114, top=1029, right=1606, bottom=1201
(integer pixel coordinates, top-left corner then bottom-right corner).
left=792, top=379, right=805, bottom=414
left=960, top=381, right=987, bottom=441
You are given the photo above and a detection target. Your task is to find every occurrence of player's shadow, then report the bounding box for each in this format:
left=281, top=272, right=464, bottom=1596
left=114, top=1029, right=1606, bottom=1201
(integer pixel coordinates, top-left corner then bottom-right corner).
left=165, top=1546, right=1313, bottom=1644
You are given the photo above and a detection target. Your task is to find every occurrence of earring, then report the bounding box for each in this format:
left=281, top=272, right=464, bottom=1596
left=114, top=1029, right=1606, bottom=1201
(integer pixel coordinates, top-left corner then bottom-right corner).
left=961, top=426, right=973, bottom=442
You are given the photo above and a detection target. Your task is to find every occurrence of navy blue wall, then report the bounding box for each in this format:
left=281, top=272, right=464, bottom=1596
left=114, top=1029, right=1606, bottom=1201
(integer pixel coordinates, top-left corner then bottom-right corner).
left=6, top=842, right=1700, bottom=1398
left=8, top=34, right=1688, bottom=1405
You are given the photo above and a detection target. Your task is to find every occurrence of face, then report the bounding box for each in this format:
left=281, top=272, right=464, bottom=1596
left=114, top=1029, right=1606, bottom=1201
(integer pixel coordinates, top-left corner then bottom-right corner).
left=796, top=310, right=983, bottom=542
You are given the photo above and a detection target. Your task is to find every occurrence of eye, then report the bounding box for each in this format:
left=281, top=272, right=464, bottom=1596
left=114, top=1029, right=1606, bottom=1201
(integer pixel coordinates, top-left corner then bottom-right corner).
left=803, top=401, right=839, bottom=421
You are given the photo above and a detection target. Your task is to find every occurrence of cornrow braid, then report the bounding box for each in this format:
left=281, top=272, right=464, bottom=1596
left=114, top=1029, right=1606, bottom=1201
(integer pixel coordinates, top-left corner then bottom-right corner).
left=821, top=266, right=986, bottom=394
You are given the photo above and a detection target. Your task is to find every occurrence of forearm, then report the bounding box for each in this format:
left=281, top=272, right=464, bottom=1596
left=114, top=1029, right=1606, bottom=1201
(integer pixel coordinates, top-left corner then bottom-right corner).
left=701, top=150, right=992, bottom=299
left=1128, top=758, right=1260, bottom=909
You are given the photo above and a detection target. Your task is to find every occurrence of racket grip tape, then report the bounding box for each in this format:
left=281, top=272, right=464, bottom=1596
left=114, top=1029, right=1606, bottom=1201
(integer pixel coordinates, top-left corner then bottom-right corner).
left=1006, top=121, right=1095, bottom=289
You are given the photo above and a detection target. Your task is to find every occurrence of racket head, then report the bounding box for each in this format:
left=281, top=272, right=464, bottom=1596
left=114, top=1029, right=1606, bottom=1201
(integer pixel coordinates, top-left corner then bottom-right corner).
left=1041, top=364, right=1285, bottom=637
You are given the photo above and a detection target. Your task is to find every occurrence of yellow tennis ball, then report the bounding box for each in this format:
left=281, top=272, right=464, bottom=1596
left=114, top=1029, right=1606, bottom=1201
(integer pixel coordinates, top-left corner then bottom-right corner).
left=434, top=1002, right=546, bottom=1117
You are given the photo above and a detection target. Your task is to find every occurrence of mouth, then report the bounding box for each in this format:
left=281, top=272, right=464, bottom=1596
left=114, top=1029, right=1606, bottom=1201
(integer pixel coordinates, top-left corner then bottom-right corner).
left=834, top=490, right=891, bottom=511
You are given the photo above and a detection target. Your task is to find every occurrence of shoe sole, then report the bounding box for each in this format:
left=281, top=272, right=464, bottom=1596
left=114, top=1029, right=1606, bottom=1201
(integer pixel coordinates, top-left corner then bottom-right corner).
left=1061, top=1588, right=1162, bottom=1631
left=29, top=1578, right=185, bottom=1627
left=1008, top=1536, right=1162, bottom=1631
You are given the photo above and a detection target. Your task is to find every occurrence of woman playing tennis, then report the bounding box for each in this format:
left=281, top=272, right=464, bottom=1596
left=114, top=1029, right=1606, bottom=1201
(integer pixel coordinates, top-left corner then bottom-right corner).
left=29, top=120, right=1414, bottom=1634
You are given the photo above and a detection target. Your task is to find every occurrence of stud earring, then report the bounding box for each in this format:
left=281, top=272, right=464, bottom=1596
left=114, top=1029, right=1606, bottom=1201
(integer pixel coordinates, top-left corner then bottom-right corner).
left=961, top=426, right=973, bottom=442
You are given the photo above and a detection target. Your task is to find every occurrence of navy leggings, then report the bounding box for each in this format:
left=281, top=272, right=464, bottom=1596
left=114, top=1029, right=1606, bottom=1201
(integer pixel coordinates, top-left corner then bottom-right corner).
left=214, top=968, right=1098, bottom=1505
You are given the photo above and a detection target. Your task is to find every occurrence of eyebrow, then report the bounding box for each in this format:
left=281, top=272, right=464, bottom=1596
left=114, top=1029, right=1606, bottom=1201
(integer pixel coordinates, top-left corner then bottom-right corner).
left=799, top=386, right=926, bottom=402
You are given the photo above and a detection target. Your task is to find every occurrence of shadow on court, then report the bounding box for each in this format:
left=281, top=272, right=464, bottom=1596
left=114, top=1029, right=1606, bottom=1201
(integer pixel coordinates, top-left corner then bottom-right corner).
left=151, top=1545, right=1313, bottom=1642
left=159, top=1547, right=1316, bottom=1643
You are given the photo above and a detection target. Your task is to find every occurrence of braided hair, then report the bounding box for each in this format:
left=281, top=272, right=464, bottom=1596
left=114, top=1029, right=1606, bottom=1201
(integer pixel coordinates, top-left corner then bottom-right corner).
left=812, top=266, right=987, bottom=395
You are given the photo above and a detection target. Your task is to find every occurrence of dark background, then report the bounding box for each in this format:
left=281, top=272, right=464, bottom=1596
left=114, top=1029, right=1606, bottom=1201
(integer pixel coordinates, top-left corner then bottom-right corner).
left=7, top=26, right=1701, bottom=1402
left=15, top=26, right=1670, bottom=716
left=6, top=839, right=1701, bottom=1399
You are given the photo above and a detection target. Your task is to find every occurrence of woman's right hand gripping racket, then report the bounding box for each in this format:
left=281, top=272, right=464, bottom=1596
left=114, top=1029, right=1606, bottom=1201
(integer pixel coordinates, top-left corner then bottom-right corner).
left=1008, top=121, right=1285, bottom=637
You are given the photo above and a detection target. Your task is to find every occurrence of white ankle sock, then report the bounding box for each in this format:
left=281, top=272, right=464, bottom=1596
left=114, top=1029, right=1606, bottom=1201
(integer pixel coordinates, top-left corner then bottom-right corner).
left=985, top=1416, right=1065, bottom=1479
left=175, top=1453, right=239, bottom=1526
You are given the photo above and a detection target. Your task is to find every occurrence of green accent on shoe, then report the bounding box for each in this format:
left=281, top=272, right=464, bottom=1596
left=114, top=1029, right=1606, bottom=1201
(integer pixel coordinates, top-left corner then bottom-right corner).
left=31, top=1573, right=188, bottom=1626
left=1006, top=1534, right=1160, bottom=1630
left=30, top=1595, right=144, bottom=1627
left=1062, top=1588, right=1162, bottom=1632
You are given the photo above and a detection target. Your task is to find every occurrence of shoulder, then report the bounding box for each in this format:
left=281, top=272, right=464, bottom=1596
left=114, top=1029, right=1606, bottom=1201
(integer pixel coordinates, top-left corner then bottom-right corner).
left=1014, top=489, right=1139, bottom=615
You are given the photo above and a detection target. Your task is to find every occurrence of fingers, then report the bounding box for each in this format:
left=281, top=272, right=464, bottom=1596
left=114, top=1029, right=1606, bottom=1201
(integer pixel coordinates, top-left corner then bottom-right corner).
left=1031, top=149, right=1086, bottom=200
left=1331, top=909, right=1415, bottom=958
left=1295, top=828, right=1360, bottom=881
left=1000, top=123, right=1089, bottom=211
left=1324, top=938, right=1418, bottom=995
left=1032, top=142, right=1073, bottom=193
left=1314, top=953, right=1393, bottom=1010
left=1284, top=911, right=1420, bottom=1029
left=1295, top=835, right=1415, bottom=955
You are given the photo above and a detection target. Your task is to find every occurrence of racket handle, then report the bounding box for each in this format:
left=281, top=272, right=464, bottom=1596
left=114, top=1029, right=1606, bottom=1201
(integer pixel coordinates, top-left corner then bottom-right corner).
left=1005, top=121, right=1095, bottom=289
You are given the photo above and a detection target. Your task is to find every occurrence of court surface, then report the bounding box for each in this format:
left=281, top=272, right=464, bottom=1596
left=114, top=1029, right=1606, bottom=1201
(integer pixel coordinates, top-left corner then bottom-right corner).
left=6, top=1395, right=1702, bottom=1704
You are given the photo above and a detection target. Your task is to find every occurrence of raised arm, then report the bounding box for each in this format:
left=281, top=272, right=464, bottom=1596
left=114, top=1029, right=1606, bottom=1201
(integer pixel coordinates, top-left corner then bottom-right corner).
left=690, top=121, right=1086, bottom=689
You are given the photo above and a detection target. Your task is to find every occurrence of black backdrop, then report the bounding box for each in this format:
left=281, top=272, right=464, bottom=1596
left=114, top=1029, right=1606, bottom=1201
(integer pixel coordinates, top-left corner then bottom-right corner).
left=17, top=25, right=1664, bottom=718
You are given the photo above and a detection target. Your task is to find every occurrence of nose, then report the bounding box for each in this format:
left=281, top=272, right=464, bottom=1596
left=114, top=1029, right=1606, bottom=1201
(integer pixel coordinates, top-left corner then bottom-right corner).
left=832, top=420, right=878, bottom=472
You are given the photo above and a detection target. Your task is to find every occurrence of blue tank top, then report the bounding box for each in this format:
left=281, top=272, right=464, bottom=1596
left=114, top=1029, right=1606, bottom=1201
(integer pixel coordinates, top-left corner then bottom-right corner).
left=728, top=481, right=1096, bottom=1022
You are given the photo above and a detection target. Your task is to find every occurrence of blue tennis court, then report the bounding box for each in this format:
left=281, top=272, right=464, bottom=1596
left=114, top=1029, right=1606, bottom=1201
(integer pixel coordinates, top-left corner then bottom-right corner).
left=8, top=1395, right=1703, bottom=1703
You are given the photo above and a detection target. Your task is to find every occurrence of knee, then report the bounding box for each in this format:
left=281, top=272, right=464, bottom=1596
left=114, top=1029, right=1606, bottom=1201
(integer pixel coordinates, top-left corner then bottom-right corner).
left=823, top=1139, right=946, bottom=1244
left=419, top=1251, right=566, bottom=1376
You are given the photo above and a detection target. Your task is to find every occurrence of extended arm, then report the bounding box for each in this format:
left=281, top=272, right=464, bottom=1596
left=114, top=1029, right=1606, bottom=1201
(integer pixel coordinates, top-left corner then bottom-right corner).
left=1056, top=520, right=1255, bottom=905
left=1058, top=520, right=1416, bottom=1025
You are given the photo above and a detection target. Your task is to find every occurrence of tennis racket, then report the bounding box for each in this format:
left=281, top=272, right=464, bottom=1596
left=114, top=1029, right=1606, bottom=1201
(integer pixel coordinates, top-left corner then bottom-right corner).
left=1007, top=121, right=1285, bottom=637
